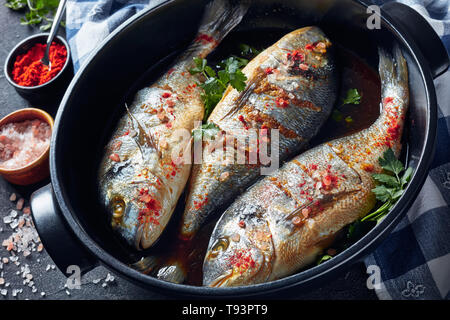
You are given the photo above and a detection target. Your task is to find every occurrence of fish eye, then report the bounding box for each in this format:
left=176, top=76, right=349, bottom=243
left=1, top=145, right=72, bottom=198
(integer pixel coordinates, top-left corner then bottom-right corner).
left=110, top=195, right=126, bottom=221
left=209, top=237, right=229, bottom=259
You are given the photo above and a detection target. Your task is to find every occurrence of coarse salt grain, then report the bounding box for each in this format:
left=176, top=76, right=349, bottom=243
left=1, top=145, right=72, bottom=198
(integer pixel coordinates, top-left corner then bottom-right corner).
left=9, top=193, right=17, bottom=202
left=16, top=198, right=24, bottom=211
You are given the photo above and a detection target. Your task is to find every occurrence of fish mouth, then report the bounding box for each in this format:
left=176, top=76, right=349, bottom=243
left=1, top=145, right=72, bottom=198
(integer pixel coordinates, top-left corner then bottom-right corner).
left=207, top=269, right=234, bottom=288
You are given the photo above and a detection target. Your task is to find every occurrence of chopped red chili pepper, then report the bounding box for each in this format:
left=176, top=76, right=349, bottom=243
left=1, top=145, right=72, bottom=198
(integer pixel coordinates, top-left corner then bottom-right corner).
left=275, top=97, right=289, bottom=108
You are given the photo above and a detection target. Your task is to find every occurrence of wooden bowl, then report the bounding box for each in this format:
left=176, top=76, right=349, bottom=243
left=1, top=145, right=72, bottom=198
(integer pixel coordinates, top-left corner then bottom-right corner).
left=0, top=108, right=53, bottom=185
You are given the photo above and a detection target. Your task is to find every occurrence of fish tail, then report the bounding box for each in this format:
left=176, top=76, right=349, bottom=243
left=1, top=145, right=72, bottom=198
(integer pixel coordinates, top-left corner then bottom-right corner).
left=372, top=45, right=409, bottom=156
left=378, top=45, right=409, bottom=105
left=198, top=0, right=250, bottom=42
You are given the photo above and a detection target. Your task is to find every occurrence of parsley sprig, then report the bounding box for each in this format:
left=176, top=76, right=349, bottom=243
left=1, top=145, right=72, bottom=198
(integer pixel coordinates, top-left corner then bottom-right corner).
left=5, top=0, right=64, bottom=30
left=189, top=56, right=248, bottom=122
left=342, top=88, right=362, bottom=106
left=361, top=148, right=413, bottom=223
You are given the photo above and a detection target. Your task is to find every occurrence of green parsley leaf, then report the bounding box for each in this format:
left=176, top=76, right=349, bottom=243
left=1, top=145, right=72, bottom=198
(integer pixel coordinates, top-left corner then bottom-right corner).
left=189, top=57, right=207, bottom=75
left=372, top=173, right=401, bottom=188
left=342, top=88, right=362, bottom=106
left=316, top=254, right=333, bottom=265
left=371, top=185, right=395, bottom=203
left=378, top=148, right=404, bottom=176
left=192, top=122, right=220, bottom=142
left=401, top=167, right=413, bottom=186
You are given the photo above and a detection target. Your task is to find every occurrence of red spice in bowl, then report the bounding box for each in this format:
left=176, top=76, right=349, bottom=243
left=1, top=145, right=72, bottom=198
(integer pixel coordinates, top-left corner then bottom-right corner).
left=0, top=119, right=51, bottom=170
left=11, top=42, right=67, bottom=87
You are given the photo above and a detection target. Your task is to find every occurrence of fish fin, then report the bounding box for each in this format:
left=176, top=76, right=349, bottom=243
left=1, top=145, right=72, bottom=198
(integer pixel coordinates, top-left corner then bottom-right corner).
left=155, top=262, right=187, bottom=284
left=124, top=103, right=158, bottom=152
left=131, top=256, right=160, bottom=274
left=219, top=78, right=258, bottom=120
left=199, top=0, right=250, bottom=43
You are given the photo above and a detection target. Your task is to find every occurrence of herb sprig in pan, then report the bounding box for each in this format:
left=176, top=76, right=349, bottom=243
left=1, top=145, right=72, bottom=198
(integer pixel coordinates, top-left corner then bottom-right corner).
left=189, top=56, right=248, bottom=122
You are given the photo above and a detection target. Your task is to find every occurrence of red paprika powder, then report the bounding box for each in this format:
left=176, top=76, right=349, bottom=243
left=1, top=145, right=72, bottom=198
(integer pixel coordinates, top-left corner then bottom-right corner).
left=12, top=42, right=67, bottom=87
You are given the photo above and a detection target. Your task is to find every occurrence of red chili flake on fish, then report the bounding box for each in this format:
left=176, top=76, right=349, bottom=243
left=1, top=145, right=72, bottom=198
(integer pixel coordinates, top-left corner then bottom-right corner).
left=310, top=164, right=318, bottom=170
left=238, top=115, right=249, bottom=130
left=305, top=43, right=314, bottom=50
left=361, top=163, right=374, bottom=172
left=291, top=50, right=304, bottom=62
left=227, top=249, right=255, bottom=272
left=166, top=100, right=175, bottom=107
left=238, top=220, right=246, bottom=228
left=265, top=67, right=274, bottom=74
left=193, top=197, right=208, bottom=210
left=275, top=97, right=289, bottom=108
left=162, top=92, right=171, bottom=98
left=195, top=33, right=215, bottom=44
left=383, top=97, right=394, bottom=105
left=137, top=190, right=161, bottom=226
left=109, top=153, right=120, bottom=162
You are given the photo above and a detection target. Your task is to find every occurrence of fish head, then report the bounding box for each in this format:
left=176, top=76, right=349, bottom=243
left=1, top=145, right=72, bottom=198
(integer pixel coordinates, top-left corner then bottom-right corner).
left=203, top=204, right=274, bottom=287
left=100, top=154, right=164, bottom=250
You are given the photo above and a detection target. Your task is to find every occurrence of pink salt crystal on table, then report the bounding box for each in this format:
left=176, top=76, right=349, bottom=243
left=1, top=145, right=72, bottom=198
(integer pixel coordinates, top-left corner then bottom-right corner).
left=16, top=198, right=24, bottom=210
left=0, top=119, right=51, bottom=170
left=23, top=206, right=31, bottom=215
left=9, top=193, right=16, bottom=202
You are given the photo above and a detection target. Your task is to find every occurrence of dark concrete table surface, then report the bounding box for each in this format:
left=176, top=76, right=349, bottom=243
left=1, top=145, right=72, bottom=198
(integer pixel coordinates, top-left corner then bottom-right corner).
left=0, top=6, right=377, bottom=300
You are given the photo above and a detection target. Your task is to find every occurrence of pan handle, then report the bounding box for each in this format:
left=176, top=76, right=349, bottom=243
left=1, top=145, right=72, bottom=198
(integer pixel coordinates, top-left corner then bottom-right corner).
left=30, top=184, right=98, bottom=275
left=381, top=2, right=449, bottom=78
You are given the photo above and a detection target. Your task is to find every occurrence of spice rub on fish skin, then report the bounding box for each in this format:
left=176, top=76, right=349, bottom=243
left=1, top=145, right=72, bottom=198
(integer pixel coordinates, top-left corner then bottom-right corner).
left=180, top=26, right=339, bottom=240
left=98, top=0, right=249, bottom=250
left=203, top=46, right=409, bottom=287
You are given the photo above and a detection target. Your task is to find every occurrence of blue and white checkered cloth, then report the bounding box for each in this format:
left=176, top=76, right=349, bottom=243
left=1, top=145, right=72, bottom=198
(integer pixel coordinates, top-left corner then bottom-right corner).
left=65, top=0, right=450, bottom=300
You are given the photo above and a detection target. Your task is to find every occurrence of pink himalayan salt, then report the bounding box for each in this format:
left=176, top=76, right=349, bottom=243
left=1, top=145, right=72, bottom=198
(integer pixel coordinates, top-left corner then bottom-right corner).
left=16, top=198, right=24, bottom=210
left=0, top=119, right=51, bottom=170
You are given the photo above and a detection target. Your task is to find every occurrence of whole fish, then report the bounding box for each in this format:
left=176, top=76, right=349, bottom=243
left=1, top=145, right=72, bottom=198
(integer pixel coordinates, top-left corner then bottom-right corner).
left=203, top=46, right=409, bottom=287
left=180, top=26, right=339, bottom=240
left=98, top=0, right=249, bottom=250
